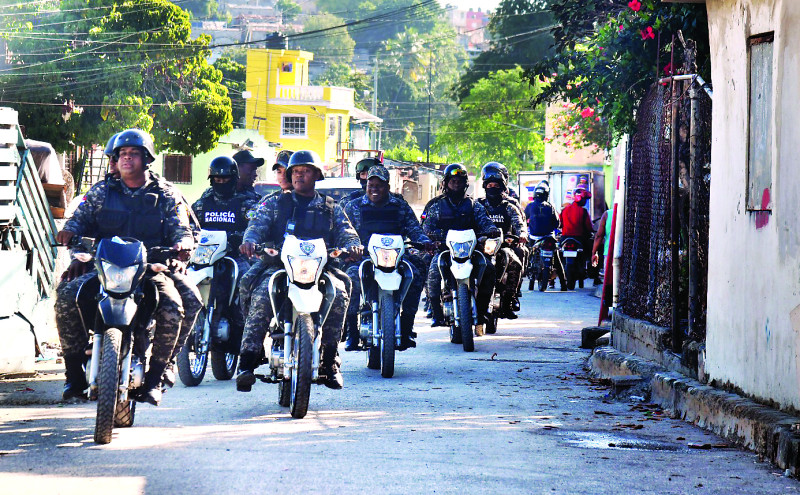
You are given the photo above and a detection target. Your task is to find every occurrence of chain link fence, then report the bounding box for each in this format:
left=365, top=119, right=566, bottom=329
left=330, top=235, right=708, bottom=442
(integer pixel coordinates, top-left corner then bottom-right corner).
left=618, top=80, right=711, bottom=343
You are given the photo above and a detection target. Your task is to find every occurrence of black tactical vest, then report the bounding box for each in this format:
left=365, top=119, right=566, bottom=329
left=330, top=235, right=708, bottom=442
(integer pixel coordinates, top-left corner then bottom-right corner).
left=200, top=193, right=248, bottom=233
left=480, top=198, right=512, bottom=234
left=270, top=192, right=335, bottom=246
left=357, top=200, right=402, bottom=242
left=96, top=181, right=165, bottom=248
left=438, top=196, right=475, bottom=231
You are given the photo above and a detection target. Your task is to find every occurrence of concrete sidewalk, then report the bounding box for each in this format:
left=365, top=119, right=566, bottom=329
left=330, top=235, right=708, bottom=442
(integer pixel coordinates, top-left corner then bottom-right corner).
left=589, top=344, right=800, bottom=474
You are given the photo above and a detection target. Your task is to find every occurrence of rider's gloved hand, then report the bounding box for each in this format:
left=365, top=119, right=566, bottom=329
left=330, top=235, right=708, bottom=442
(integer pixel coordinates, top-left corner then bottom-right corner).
left=62, top=259, right=91, bottom=282
left=346, top=245, right=364, bottom=262
left=240, top=241, right=256, bottom=258
left=56, top=230, right=75, bottom=246
left=166, top=258, right=188, bottom=275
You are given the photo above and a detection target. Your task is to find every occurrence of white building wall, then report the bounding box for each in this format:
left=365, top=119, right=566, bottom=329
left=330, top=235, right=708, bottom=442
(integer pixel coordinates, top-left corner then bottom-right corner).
left=705, top=0, right=800, bottom=409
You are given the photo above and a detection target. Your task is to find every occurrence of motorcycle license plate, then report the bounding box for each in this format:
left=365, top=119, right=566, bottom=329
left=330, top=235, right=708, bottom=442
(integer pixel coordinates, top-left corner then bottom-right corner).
left=563, top=251, right=578, bottom=258
left=541, top=252, right=553, bottom=258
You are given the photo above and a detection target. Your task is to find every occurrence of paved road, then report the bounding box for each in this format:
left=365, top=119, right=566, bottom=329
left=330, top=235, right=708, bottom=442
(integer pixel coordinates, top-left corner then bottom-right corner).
left=0, top=287, right=798, bottom=494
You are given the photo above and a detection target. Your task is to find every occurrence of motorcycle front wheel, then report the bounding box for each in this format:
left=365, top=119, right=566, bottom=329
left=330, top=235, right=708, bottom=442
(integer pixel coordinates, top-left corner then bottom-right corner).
left=210, top=351, right=238, bottom=381
left=379, top=293, right=395, bottom=378
left=457, top=285, right=475, bottom=352
left=95, top=328, right=122, bottom=444
left=290, top=314, right=313, bottom=419
left=177, top=308, right=208, bottom=386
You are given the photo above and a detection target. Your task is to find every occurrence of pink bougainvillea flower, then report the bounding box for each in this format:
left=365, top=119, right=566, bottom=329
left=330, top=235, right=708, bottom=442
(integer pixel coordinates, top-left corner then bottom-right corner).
left=641, top=26, right=655, bottom=40
left=619, top=25, right=624, bottom=32
left=595, top=117, right=601, bottom=122
left=581, top=107, right=595, bottom=119
left=566, top=84, right=572, bottom=90
left=628, top=0, right=641, bottom=12
left=663, top=62, right=673, bottom=74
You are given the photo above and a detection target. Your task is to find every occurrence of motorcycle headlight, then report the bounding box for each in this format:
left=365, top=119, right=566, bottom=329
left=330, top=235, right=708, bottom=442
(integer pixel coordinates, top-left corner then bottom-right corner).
left=374, top=247, right=400, bottom=269
left=100, top=261, right=139, bottom=293
left=449, top=240, right=474, bottom=259
left=287, top=256, right=322, bottom=284
left=191, top=244, right=219, bottom=265
left=483, top=238, right=500, bottom=256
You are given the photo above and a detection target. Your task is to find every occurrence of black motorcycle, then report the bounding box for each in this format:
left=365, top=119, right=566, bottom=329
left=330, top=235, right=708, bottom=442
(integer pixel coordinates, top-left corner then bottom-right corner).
left=560, top=236, right=586, bottom=290
left=528, top=232, right=563, bottom=292
left=70, top=236, right=176, bottom=444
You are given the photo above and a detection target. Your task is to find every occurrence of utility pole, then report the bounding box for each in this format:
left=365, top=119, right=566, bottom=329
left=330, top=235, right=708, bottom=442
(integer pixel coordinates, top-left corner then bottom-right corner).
left=426, top=51, right=432, bottom=167
left=373, top=55, right=379, bottom=150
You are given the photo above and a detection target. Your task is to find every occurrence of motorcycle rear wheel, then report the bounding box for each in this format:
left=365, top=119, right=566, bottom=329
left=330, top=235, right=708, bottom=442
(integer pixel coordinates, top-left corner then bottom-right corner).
left=379, top=293, right=395, bottom=379
left=278, top=378, right=290, bottom=407
left=95, top=328, right=122, bottom=444
left=290, top=314, right=313, bottom=419
left=457, top=285, right=474, bottom=352
left=177, top=309, right=208, bottom=386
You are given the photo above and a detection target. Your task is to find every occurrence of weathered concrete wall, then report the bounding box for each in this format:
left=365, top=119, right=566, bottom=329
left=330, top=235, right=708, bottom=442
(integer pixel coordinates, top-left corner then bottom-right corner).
left=705, top=0, right=800, bottom=409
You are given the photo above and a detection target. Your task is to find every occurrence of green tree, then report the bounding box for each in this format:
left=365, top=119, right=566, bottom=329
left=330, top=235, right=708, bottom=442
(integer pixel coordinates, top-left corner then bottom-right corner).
left=183, top=0, right=219, bottom=19
left=312, top=63, right=371, bottom=110
left=292, top=13, right=356, bottom=65
left=276, top=0, right=301, bottom=24
left=526, top=0, right=709, bottom=149
left=213, top=56, right=246, bottom=126
left=453, top=0, right=556, bottom=102
left=376, top=22, right=465, bottom=150
left=434, top=68, right=546, bottom=176
left=0, top=0, right=233, bottom=156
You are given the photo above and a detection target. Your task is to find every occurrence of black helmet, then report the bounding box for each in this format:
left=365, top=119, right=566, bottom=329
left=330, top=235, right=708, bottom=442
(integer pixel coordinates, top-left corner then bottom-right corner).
left=494, top=162, right=510, bottom=182
left=104, top=133, right=120, bottom=157
left=272, top=150, right=293, bottom=171
left=286, top=150, right=324, bottom=181
left=209, top=156, right=239, bottom=179
left=442, top=163, right=469, bottom=187
left=481, top=162, right=506, bottom=190
left=113, top=129, right=156, bottom=164
left=355, top=157, right=381, bottom=175
left=534, top=180, right=550, bottom=200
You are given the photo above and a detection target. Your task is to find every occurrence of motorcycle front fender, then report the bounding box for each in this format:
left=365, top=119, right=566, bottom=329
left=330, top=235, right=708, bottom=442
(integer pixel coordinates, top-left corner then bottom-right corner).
left=98, top=296, right=137, bottom=328
left=288, top=284, right=323, bottom=313
left=450, top=259, right=473, bottom=282
left=374, top=269, right=402, bottom=291
left=187, top=265, right=213, bottom=287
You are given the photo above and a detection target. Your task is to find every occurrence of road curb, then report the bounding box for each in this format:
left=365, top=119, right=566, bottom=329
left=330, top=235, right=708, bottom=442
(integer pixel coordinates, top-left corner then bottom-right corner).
left=589, top=346, right=800, bottom=475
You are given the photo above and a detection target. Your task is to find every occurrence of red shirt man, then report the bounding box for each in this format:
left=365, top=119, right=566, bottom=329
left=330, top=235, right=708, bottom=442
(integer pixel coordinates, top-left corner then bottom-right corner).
left=561, top=188, right=593, bottom=238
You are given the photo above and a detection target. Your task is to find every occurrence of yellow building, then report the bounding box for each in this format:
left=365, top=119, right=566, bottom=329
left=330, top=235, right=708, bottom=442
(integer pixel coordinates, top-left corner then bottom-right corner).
left=245, top=48, right=381, bottom=175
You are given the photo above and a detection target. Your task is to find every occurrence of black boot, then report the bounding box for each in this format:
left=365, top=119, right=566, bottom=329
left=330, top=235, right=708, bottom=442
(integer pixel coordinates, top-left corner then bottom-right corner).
left=398, top=312, right=417, bottom=351
left=136, top=361, right=168, bottom=406
left=320, top=346, right=343, bottom=390
left=430, top=297, right=446, bottom=327
left=62, top=353, right=88, bottom=401
left=344, top=314, right=361, bottom=351
left=236, top=351, right=258, bottom=392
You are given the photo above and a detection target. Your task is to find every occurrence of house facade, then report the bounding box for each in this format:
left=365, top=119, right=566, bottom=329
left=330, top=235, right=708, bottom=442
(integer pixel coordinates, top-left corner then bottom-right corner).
left=244, top=48, right=381, bottom=176
left=702, top=0, right=800, bottom=409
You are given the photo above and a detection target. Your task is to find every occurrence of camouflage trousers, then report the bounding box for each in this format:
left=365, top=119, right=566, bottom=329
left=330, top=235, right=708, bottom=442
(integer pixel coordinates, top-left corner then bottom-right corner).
left=495, top=247, right=523, bottom=299
left=167, top=271, right=203, bottom=362
left=426, top=251, right=495, bottom=322
left=345, top=254, right=424, bottom=318
left=239, top=263, right=352, bottom=355
left=55, top=270, right=186, bottom=369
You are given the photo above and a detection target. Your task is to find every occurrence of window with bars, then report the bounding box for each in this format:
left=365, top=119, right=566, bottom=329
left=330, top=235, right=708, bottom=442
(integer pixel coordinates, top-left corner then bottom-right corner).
left=328, top=116, right=336, bottom=137
left=281, top=115, right=307, bottom=138
left=163, top=154, right=192, bottom=184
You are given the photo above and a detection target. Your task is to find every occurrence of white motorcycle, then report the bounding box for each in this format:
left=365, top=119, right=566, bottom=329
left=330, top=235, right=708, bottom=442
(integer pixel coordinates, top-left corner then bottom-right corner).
left=437, top=229, right=488, bottom=352
left=178, top=230, right=241, bottom=386
left=261, top=235, right=345, bottom=419
left=358, top=234, right=415, bottom=378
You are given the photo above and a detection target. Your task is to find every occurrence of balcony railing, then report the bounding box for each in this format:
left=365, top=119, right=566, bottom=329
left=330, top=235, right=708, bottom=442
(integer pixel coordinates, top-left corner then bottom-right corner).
left=275, top=85, right=355, bottom=107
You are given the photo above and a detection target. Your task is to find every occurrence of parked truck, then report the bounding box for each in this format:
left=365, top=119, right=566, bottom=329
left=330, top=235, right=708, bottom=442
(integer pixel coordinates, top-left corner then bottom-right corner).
left=517, top=170, right=607, bottom=224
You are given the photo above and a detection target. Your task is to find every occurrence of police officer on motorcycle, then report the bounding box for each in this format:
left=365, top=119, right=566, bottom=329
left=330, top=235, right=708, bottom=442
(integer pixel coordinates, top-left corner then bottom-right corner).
left=237, top=150, right=363, bottom=391
left=191, top=156, right=260, bottom=343
left=343, top=166, right=432, bottom=351
left=477, top=163, right=526, bottom=319
left=422, top=163, right=500, bottom=327
left=340, top=156, right=381, bottom=208
left=54, top=129, right=200, bottom=405
left=524, top=181, right=560, bottom=236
